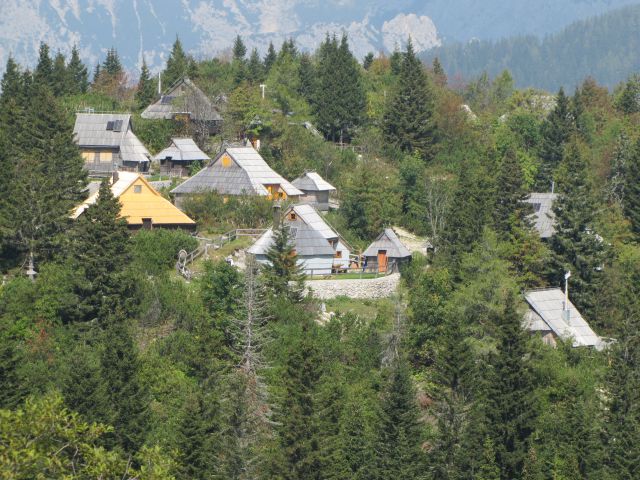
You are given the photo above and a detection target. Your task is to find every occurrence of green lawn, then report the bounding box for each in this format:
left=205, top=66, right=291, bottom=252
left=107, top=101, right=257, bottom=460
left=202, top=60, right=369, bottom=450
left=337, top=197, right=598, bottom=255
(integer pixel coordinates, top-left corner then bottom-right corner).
left=324, top=296, right=394, bottom=318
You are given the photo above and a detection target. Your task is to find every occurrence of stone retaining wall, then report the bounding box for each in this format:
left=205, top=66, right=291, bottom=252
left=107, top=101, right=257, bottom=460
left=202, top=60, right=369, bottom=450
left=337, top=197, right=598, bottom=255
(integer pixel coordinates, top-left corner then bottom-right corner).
left=304, top=273, right=401, bottom=300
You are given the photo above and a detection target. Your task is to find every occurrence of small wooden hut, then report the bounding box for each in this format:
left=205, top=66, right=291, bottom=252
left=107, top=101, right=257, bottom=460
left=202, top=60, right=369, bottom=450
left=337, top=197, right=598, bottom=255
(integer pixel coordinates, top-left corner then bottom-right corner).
left=362, top=228, right=412, bottom=273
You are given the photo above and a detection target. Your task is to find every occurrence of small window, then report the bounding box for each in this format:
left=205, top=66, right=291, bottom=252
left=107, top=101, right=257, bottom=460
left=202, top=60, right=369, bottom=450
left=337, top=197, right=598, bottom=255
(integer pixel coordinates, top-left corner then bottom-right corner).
left=334, top=251, right=342, bottom=258
left=288, top=212, right=297, bottom=221
left=113, top=120, right=123, bottom=132
left=93, top=151, right=100, bottom=162
left=142, top=218, right=152, bottom=230
left=106, top=121, right=114, bottom=131
left=221, top=155, right=232, bottom=167
left=134, top=185, right=142, bottom=193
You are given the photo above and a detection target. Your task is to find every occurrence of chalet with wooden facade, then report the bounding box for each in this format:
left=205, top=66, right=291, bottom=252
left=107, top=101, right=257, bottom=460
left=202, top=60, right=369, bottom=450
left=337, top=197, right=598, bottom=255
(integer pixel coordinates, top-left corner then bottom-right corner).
left=72, top=172, right=195, bottom=230
left=248, top=204, right=351, bottom=275
left=153, top=138, right=210, bottom=177
left=73, top=113, right=151, bottom=174
left=363, top=228, right=412, bottom=273
left=523, top=288, right=605, bottom=350
left=171, top=147, right=302, bottom=207
left=141, top=77, right=222, bottom=133
left=291, top=171, right=337, bottom=211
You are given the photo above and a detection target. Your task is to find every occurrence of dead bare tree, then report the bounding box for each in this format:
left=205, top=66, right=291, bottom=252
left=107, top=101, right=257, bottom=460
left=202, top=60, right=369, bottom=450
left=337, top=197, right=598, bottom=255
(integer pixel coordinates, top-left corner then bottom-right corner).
left=381, top=297, right=407, bottom=369
left=423, top=176, right=451, bottom=253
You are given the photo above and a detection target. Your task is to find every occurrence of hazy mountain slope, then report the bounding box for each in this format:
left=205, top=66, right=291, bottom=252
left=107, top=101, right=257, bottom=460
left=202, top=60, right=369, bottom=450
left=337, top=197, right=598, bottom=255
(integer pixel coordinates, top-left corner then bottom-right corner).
left=0, top=0, right=637, bottom=77
left=425, top=4, right=640, bottom=91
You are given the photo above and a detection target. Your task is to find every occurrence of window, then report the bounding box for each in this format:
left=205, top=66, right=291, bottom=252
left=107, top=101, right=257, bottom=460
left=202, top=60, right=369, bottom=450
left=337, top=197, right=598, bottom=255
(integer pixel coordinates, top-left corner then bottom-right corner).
left=134, top=185, right=142, bottom=193
left=106, top=121, right=114, bottom=131
left=288, top=212, right=297, bottom=221
left=93, top=151, right=100, bottom=162
left=334, top=251, right=342, bottom=258
left=113, top=120, right=123, bottom=132
left=142, top=218, right=152, bottom=230
left=221, top=155, right=232, bottom=167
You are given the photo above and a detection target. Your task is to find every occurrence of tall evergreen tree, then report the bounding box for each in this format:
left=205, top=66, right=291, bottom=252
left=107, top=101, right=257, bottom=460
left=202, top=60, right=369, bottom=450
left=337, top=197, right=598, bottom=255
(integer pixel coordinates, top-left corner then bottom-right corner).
left=494, top=148, right=530, bottom=236
left=1, top=56, right=23, bottom=100
left=262, top=223, right=305, bottom=302
left=382, top=38, right=437, bottom=160
left=313, top=34, right=365, bottom=142
left=536, top=87, right=573, bottom=190
left=485, top=294, right=537, bottom=479
left=62, top=343, right=107, bottom=424
left=34, top=42, right=53, bottom=88
left=231, top=35, right=248, bottom=86
left=263, top=42, right=277, bottom=73
left=233, top=35, right=247, bottom=61
left=102, top=47, right=123, bottom=77
left=624, top=137, right=640, bottom=237
left=432, top=56, right=447, bottom=85
left=363, top=52, right=375, bottom=70
left=298, top=53, right=316, bottom=104
left=135, top=59, right=156, bottom=110
left=549, top=142, right=606, bottom=315
left=247, top=48, right=264, bottom=84
left=67, top=45, right=88, bottom=94
left=51, top=51, right=68, bottom=97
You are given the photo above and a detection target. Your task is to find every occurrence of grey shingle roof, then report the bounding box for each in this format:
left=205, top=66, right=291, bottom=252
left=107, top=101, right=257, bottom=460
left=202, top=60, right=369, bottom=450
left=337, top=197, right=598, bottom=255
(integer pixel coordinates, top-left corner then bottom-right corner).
left=73, top=113, right=150, bottom=164
left=292, top=171, right=336, bottom=192
left=141, top=77, right=222, bottom=122
left=171, top=147, right=302, bottom=196
left=248, top=224, right=335, bottom=256
left=363, top=228, right=412, bottom=258
left=525, top=192, right=557, bottom=238
left=153, top=138, right=210, bottom=162
left=290, top=204, right=338, bottom=240
left=523, top=288, right=604, bottom=349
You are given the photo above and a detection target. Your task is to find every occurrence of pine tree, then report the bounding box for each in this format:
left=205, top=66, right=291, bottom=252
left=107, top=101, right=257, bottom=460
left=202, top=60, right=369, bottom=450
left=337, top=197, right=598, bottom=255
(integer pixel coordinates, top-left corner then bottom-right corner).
left=233, top=35, right=247, bottom=60
left=70, top=178, right=130, bottom=320
left=432, top=56, right=447, bottom=85
left=624, top=137, right=640, bottom=237
left=67, top=45, right=88, bottom=94
left=135, top=59, right=156, bottom=110
left=100, top=315, right=149, bottom=454
left=536, top=87, right=573, bottom=190
left=279, top=38, right=297, bottom=60
left=616, top=75, right=640, bottom=114
left=92, top=63, right=101, bottom=85
left=313, top=34, right=365, bottom=142
left=549, top=142, right=606, bottom=315
left=363, top=52, right=374, bottom=70
left=494, top=148, right=530, bottom=236
left=382, top=38, right=437, bottom=160
left=102, top=47, right=123, bottom=76
left=485, top=293, right=537, bottom=479
left=247, top=48, right=264, bottom=84
left=298, top=53, right=316, bottom=104
left=263, top=42, right=277, bottom=73
left=62, top=343, right=107, bottom=424
left=262, top=223, right=305, bottom=302
left=1, top=57, right=23, bottom=101
left=164, top=36, right=190, bottom=88
left=0, top=316, right=25, bottom=409
left=232, top=35, right=248, bottom=86
left=51, top=51, right=68, bottom=96
left=34, top=42, right=53, bottom=88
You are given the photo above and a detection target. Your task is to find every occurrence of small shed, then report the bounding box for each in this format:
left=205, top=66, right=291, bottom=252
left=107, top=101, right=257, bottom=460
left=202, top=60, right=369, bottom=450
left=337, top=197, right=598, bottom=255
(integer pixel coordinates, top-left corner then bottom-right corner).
left=523, top=288, right=605, bottom=350
left=248, top=204, right=351, bottom=275
left=73, top=113, right=151, bottom=174
left=291, top=171, right=336, bottom=211
left=171, top=147, right=302, bottom=207
left=153, top=138, right=210, bottom=176
left=525, top=192, right=558, bottom=239
left=72, top=172, right=195, bottom=230
left=363, top=228, right=412, bottom=273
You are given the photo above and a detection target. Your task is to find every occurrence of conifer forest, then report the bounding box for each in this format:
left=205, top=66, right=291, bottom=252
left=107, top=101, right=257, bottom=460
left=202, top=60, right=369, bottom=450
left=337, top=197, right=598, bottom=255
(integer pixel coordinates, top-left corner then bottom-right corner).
left=2, top=32, right=640, bottom=479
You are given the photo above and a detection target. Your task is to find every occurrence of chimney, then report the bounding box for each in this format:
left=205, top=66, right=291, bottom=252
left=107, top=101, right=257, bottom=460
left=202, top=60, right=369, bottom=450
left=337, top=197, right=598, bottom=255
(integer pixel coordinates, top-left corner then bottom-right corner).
left=112, top=171, right=119, bottom=183
left=272, top=201, right=282, bottom=227
left=563, top=271, right=571, bottom=325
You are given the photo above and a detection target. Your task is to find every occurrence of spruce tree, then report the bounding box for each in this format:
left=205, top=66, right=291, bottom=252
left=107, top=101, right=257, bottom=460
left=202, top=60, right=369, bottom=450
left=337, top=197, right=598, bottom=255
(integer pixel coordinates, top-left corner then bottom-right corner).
left=624, top=137, right=640, bottom=237
left=382, top=38, right=437, bottom=160
left=100, top=315, right=149, bottom=454
left=62, top=343, right=107, bottom=424
left=70, top=178, right=130, bottom=320
left=67, top=45, right=88, bottom=94
left=51, top=51, right=68, bottom=96
left=549, top=142, right=606, bottom=315
left=34, top=42, right=53, bottom=88
left=298, top=53, right=316, bottom=104
left=135, top=59, right=156, bottom=110
left=313, top=34, right=365, bottom=142
left=233, top=35, right=247, bottom=60
left=264, top=42, right=277, bottom=73
left=494, top=148, right=530, bottom=237
left=1, top=57, right=22, bottom=101
left=262, top=223, right=305, bottom=302
left=363, top=52, right=374, bottom=70
left=616, top=75, right=640, bottom=114
left=102, top=47, right=123, bottom=77
left=536, top=87, right=573, bottom=190
left=485, top=294, right=537, bottom=479
left=92, top=63, right=101, bottom=85
left=164, top=36, right=190, bottom=88
left=247, top=47, right=264, bottom=84
left=232, top=35, right=247, bottom=86
left=432, top=56, right=447, bottom=85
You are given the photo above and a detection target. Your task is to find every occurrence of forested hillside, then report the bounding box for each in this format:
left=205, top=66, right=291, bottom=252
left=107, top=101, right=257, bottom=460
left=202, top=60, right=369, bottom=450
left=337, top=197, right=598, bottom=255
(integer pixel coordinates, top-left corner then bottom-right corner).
left=1, top=32, right=640, bottom=479
left=425, top=4, right=640, bottom=90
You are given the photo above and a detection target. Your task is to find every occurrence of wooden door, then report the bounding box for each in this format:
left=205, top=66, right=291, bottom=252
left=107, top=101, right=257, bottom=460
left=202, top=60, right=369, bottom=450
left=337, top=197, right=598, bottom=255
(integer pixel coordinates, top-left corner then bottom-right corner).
left=378, top=250, right=387, bottom=273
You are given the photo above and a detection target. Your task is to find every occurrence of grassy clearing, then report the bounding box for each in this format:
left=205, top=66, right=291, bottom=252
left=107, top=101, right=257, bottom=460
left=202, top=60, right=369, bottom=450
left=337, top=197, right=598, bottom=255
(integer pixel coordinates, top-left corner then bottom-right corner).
left=324, top=296, right=394, bottom=318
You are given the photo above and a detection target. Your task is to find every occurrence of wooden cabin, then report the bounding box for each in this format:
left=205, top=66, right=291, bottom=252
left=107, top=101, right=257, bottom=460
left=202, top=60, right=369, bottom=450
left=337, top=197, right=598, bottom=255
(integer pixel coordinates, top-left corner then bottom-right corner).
left=291, top=171, right=337, bottom=211
left=72, top=172, right=195, bottom=230
left=363, top=228, right=412, bottom=273
left=73, top=113, right=151, bottom=174
left=248, top=204, right=351, bottom=275
left=171, top=147, right=302, bottom=207
left=153, top=137, right=210, bottom=177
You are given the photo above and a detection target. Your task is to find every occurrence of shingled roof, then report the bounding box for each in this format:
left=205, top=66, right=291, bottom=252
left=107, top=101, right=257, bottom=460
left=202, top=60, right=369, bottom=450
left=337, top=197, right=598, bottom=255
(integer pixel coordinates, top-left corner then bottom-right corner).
left=292, top=171, right=336, bottom=192
left=363, top=228, right=412, bottom=259
left=523, top=288, right=605, bottom=349
left=247, top=223, right=335, bottom=257
left=525, top=192, right=557, bottom=238
left=153, top=138, right=210, bottom=162
left=141, top=77, right=222, bottom=122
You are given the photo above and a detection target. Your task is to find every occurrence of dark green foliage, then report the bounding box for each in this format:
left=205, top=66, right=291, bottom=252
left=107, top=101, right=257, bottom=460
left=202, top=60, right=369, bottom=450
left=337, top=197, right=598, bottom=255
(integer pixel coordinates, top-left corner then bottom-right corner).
left=135, top=59, right=156, bottom=110
left=67, top=45, right=89, bottom=94
left=494, top=148, right=530, bottom=236
left=51, top=52, right=68, bottom=96
left=432, top=57, right=446, bottom=85
left=383, top=39, right=437, bottom=160
left=130, top=227, right=197, bottom=275
left=200, top=260, right=243, bottom=320
left=0, top=315, right=26, bottom=409
left=264, top=42, right=277, bottom=73
left=34, top=42, right=53, bottom=88
left=233, top=35, right=247, bottom=60
left=100, top=316, right=149, bottom=454
left=101, top=47, right=123, bottom=76
left=181, top=191, right=272, bottom=231
left=247, top=48, right=264, bottom=84
left=262, top=223, right=305, bottom=302
left=164, top=36, right=195, bottom=88
left=536, top=88, right=573, bottom=190
left=62, top=343, right=107, bottom=424
left=616, top=75, right=640, bottom=114
left=549, top=142, right=606, bottom=315
left=363, top=52, right=374, bottom=70
left=313, top=34, right=365, bottom=142
left=298, top=53, right=316, bottom=104
left=624, top=137, right=640, bottom=237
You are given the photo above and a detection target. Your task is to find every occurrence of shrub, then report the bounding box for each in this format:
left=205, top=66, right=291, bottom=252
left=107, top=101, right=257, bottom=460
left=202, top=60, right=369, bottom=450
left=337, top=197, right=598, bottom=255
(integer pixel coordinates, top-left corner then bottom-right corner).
left=131, top=229, right=198, bottom=274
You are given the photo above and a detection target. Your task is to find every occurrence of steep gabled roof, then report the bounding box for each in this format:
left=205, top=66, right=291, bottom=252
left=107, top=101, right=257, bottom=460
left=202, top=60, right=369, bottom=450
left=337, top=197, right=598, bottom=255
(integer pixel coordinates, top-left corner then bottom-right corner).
left=523, top=288, right=604, bottom=349
left=288, top=204, right=338, bottom=240
left=141, top=77, right=222, bottom=122
left=292, top=171, right=336, bottom=192
left=525, top=192, right=557, bottom=238
left=225, top=148, right=303, bottom=196
left=153, top=138, right=210, bottom=162
left=247, top=223, right=335, bottom=257
left=72, top=172, right=194, bottom=226
left=363, top=228, right=412, bottom=258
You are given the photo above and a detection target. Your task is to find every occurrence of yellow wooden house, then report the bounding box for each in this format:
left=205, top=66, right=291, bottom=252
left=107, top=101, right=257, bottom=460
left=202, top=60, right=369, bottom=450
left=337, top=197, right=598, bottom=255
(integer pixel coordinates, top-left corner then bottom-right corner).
left=73, top=172, right=196, bottom=230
